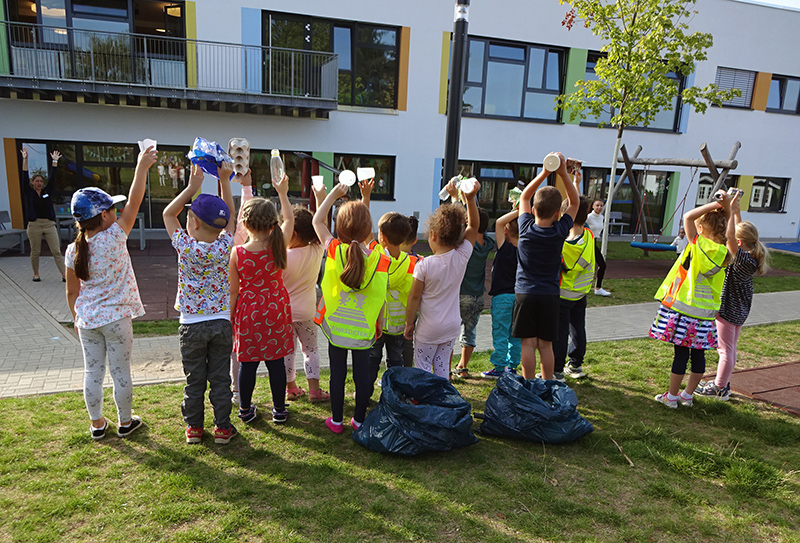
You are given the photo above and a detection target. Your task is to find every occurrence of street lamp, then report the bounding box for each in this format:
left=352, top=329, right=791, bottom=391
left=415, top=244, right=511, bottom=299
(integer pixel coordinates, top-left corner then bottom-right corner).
left=442, top=0, right=470, bottom=187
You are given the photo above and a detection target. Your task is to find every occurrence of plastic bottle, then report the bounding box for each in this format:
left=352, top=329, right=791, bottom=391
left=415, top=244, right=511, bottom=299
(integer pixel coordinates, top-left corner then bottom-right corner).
left=438, top=176, right=461, bottom=201
left=543, top=153, right=561, bottom=172
left=270, top=149, right=284, bottom=184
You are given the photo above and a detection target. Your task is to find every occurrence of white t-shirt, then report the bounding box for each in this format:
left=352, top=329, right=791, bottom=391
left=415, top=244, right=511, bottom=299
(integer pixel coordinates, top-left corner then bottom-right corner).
left=412, top=239, right=473, bottom=345
left=65, top=222, right=145, bottom=329
left=284, top=243, right=325, bottom=322
left=586, top=211, right=604, bottom=238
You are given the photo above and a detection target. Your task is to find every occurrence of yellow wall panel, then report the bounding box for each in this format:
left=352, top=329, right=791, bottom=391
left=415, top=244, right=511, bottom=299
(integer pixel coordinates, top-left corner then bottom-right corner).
left=438, top=32, right=451, bottom=115
left=4, top=138, right=23, bottom=228
left=185, top=1, right=198, bottom=89
left=397, top=27, right=411, bottom=111
left=737, top=175, right=754, bottom=212
left=751, top=72, right=772, bottom=111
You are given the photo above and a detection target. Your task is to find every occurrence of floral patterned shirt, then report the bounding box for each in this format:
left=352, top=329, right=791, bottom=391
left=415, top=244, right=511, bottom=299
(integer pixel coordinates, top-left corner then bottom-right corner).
left=65, top=222, right=145, bottom=329
left=172, top=229, right=233, bottom=319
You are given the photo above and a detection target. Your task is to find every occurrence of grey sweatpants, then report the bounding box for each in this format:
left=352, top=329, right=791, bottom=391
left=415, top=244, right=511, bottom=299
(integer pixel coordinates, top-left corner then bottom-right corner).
left=179, top=319, right=233, bottom=428
left=80, top=317, right=134, bottom=424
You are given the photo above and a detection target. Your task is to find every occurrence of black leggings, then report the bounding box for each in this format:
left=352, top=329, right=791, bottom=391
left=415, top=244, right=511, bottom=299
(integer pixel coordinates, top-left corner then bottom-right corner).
left=671, top=345, right=706, bottom=375
left=329, top=344, right=372, bottom=424
left=594, top=242, right=607, bottom=289
left=239, top=358, right=286, bottom=411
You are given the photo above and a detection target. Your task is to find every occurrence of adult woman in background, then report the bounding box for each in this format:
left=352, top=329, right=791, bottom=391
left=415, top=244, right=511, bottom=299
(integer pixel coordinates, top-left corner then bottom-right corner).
left=20, top=147, right=66, bottom=282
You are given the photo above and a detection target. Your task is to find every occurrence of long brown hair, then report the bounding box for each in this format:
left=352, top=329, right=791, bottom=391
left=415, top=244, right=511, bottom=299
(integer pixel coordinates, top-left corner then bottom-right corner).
left=241, top=197, right=287, bottom=269
left=336, top=201, right=372, bottom=289
left=73, top=214, right=104, bottom=281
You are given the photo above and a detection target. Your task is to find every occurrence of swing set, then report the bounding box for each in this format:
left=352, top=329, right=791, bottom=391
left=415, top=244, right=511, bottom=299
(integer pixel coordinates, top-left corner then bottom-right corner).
left=614, top=142, right=741, bottom=254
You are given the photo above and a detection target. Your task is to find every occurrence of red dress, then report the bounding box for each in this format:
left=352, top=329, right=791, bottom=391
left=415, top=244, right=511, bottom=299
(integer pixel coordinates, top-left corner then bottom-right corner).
left=233, top=246, right=293, bottom=362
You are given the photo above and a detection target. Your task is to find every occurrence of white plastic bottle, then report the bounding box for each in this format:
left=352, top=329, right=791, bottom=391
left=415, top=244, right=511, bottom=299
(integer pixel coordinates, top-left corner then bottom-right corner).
left=270, top=149, right=284, bottom=184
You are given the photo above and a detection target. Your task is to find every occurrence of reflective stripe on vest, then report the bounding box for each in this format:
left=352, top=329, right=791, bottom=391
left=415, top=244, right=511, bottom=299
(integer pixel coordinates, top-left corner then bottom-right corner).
left=560, top=229, right=596, bottom=300
left=383, top=252, right=416, bottom=334
left=655, top=235, right=727, bottom=319
left=314, top=240, right=389, bottom=349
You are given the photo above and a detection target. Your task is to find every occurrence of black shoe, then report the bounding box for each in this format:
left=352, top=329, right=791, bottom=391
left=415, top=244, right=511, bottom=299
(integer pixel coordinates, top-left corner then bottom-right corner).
left=90, top=419, right=108, bottom=441
left=238, top=404, right=257, bottom=423
left=272, top=407, right=289, bottom=423
left=117, top=416, right=144, bottom=438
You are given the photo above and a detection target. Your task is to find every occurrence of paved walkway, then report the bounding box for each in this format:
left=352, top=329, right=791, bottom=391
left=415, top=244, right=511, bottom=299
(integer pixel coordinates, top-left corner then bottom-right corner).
left=1, top=250, right=799, bottom=399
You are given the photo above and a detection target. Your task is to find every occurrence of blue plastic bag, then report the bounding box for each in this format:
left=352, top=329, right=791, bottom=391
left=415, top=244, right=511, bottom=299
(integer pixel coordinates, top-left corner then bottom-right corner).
left=479, top=373, right=593, bottom=444
left=187, top=137, right=234, bottom=179
left=352, top=367, right=479, bottom=455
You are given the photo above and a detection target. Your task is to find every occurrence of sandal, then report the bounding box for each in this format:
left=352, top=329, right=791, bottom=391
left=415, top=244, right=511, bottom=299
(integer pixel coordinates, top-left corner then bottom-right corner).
left=286, top=387, right=306, bottom=401
left=450, top=367, right=468, bottom=378
left=308, top=388, right=330, bottom=403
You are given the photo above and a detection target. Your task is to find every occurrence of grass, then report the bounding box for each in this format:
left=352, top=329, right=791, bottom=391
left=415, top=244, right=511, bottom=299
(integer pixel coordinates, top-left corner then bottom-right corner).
left=2, top=321, right=800, bottom=542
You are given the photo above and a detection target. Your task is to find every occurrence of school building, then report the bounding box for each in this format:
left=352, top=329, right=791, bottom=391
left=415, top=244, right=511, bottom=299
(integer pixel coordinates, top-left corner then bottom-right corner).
left=1, top=0, right=799, bottom=241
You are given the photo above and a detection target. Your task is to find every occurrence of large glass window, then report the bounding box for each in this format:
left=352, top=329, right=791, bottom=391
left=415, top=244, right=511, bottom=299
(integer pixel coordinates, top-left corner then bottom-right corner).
left=462, top=37, right=562, bottom=121
left=767, top=75, right=800, bottom=115
left=454, top=160, right=539, bottom=223
left=749, top=177, right=789, bottom=212
left=264, top=12, right=400, bottom=108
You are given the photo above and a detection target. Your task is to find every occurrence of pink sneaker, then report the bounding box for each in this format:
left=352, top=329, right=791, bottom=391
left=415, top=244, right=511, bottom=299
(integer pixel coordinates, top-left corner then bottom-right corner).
left=350, top=417, right=362, bottom=430
left=325, top=417, right=343, bottom=434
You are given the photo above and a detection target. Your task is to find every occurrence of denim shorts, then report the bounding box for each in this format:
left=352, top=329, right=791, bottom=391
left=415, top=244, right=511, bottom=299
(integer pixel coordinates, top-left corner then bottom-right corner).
left=459, top=294, right=485, bottom=347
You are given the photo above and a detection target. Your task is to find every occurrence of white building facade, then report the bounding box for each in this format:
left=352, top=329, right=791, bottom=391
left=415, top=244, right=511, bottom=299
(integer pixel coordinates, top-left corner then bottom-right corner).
left=1, top=0, right=798, bottom=240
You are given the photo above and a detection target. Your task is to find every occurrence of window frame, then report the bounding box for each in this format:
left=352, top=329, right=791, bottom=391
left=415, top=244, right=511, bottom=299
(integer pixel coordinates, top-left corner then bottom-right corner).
left=748, top=177, right=789, bottom=213
left=461, top=36, right=564, bottom=123
left=333, top=153, right=396, bottom=201
left=766, top=74, right=800, bottom=115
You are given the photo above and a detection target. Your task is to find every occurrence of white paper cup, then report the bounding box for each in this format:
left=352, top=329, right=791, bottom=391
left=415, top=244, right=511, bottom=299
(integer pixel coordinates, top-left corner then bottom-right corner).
left=339, top=170, right=356, bottom=186
left=138, top=138, right=157, bottom=152
left=357, top=167, right=375, bottom=181
left=543, top=153, right=561, bottom=172
left=312, top=175, right=325, bottom=191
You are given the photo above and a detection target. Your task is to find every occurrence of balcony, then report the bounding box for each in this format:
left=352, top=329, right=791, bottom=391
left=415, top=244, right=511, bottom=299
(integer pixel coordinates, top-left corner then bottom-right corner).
left=0, top=21, right=338, bottom=117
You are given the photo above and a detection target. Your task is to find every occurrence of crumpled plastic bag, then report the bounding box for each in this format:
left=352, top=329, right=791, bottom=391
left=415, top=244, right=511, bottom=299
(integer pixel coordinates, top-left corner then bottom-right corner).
left=479, top=373, right=593, bottom=444
left=352, top=367, right=479, bottom=455
left=187, top=137, right=234, bottom=179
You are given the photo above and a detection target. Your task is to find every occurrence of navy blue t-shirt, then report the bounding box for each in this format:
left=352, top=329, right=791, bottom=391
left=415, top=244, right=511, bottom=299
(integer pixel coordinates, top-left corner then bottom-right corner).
left=489, top=241, right=518, bottom=296
left=515, top=212, right=573, bottom=296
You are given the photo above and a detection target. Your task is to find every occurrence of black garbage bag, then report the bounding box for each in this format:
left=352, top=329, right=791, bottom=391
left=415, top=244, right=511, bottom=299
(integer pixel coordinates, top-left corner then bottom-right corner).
left=479, top=373, right=593, bottom=444
left=352, top=367, right=479, bottom=455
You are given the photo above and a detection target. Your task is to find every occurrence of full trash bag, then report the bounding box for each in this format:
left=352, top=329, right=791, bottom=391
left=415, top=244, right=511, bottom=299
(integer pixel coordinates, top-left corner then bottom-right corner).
left=479, top=373, right=593, bottom=444
left=352, top=367, right=479, bottom=455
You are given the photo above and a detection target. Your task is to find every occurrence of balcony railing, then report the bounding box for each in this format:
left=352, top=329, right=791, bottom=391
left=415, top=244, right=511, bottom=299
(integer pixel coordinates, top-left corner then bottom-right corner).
left=0, top=21, right=338, bottom=109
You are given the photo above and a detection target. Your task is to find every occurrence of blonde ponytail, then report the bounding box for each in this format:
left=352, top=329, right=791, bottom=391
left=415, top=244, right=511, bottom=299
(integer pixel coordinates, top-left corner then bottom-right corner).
left=736, top=221, right=770, bottom=276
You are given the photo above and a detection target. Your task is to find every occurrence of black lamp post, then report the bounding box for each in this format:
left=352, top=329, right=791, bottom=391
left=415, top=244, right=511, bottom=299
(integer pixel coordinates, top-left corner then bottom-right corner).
left=442, top=0, right=470, bottom=186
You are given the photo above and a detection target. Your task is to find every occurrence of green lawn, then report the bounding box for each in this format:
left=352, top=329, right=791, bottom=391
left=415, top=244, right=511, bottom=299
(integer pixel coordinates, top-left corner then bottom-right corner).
left=2, top=321, right=800, bottom=542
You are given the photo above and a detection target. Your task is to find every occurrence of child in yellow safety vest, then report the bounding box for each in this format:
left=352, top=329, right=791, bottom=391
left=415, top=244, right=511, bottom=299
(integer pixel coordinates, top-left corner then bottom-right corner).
left=650, top=190, right=733, bottom=409
left=555, top=190, right=595, bottom=381
left=313, top=182, right=390, bottom=434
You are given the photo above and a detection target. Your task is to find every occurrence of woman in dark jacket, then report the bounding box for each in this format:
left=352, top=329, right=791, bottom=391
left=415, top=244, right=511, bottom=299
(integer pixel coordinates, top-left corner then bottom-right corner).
left=20, top=147, right=66, bottom=282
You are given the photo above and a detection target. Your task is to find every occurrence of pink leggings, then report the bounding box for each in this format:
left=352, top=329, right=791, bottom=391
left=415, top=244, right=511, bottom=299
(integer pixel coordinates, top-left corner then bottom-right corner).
left=715, top=316, right=742, bottom=388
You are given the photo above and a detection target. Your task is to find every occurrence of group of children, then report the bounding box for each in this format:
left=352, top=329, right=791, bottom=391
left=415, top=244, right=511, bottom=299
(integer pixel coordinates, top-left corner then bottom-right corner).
left=62, top=145, right=768, bottom=444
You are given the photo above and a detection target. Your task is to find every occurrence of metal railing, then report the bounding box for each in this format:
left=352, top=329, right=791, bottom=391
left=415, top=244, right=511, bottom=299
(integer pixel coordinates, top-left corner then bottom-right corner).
left=0, top=21, right=338, bottom=101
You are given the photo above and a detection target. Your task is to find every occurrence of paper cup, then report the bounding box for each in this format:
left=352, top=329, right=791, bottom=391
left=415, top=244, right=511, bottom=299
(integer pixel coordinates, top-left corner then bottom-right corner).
left=138, top=138, right=157, bottom=152
left=357, top=167, right=375, bottom=181
left=312, top=175, right=325, bottom=191
left=339, top=170, right=356, bottom=186
left=543, top=153, right=561, bottom=172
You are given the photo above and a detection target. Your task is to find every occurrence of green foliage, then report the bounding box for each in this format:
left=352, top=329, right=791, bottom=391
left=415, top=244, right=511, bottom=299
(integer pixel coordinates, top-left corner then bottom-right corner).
left=556, top=0, right=740, bottom=131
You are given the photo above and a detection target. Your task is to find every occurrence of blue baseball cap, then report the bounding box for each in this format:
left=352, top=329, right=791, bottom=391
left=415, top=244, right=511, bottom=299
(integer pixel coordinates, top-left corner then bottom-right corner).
left=71, top=187, right=127, bottom=221
left=190, top=193, right=230, bottom=228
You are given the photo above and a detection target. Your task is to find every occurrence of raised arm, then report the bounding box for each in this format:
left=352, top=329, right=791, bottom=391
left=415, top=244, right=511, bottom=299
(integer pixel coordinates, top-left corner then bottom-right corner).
left=19, top=148, right=31, bottom=190
left=233, top=169, right=254, bottom=245
left=163, top=164, right=203, bottom=238
left=46, top=150, right=61, bottom=192
left=216, top=162, right=236, bottom=234
left=359, top=177, right=374, bottom=209
left=274, top=172, right=294, bottom=245
left=725, top=192, right=741, bottom=255
left=495, top=207, right=520, bottom=250
left=462, top=180, right=481, bottom=245
left=120, top=146, right=157, bottom=235
left=520, top=169, right=549, bottom=216
left=559, top=153, right=580, bottom=220
left=312, top=182, right=349, bottom=247
left=312, top=182, right=329, bottom=228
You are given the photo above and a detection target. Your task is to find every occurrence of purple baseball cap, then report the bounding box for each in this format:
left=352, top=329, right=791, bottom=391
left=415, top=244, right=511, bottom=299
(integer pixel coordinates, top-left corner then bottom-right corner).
left=190, top=193, right=230, bottom=228
left=71, top=187, right=127, bottom=221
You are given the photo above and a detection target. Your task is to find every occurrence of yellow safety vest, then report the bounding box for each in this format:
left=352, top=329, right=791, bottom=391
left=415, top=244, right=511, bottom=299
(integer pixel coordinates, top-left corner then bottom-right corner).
left=560, top=228, right=596, bottom=300
left=655, top=235, right=728, bottom=320
left=314, top=240, right=390, bottom=349
left=382, top=251, right=418, bottom=334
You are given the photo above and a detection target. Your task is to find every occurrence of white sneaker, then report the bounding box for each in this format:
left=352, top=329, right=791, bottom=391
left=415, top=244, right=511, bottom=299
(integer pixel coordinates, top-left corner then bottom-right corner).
left=232, top=392, right=240, bottom=406
left=594, top=287, right=611, bottom=297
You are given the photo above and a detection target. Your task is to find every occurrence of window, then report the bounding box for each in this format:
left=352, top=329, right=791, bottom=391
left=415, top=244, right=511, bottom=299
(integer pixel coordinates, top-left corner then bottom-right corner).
left=582, top=52, right=684, bottom=132
left=696, top=174, right=714, bottom=205
left=264, top=12, right=400, bottom=108
left=462, top=37, right=563, bottom=121
left=714, top=67, right=755, bottom=108
left=334, top=154, right=395, bottom=200
left=767, top=75, right=800, bottom=114
left=749, top=177, right=789, bottom=212
left=453, top=160, right=539, bottom=222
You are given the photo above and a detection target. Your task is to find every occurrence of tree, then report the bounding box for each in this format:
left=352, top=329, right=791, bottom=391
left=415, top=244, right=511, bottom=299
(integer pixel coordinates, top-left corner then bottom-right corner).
left=556, top=0, right=739, bottom=256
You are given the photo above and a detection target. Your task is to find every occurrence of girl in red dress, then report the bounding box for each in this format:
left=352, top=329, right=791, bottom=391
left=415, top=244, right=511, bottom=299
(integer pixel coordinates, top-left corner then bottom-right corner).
left=230, top=173, right=294, bottom=424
